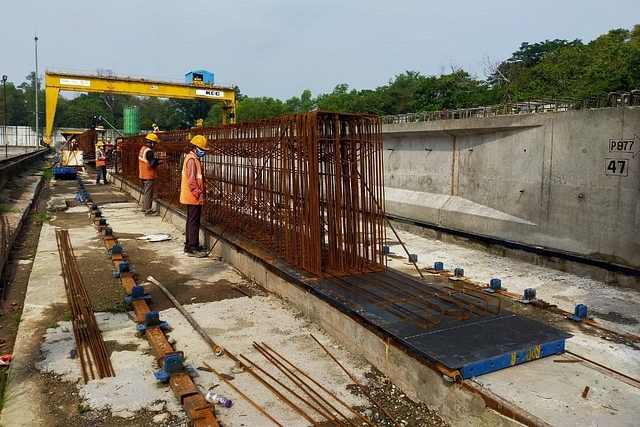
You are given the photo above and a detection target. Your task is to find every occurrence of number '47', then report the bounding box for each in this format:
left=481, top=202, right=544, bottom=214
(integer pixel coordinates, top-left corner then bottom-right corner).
left=606, top=159, right=627, bottom=175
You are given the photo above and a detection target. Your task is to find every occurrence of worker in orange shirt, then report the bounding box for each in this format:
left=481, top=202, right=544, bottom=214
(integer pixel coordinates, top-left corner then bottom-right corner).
left=95, top=141, right=108, bottom=185
left=138, top=133, right=163, bottom=214
left=180, top=135, right=209, bottom=257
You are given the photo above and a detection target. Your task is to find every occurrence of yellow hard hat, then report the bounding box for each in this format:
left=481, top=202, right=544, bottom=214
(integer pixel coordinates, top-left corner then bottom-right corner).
left=96, top=141, right=105, bottom=147
left=190, top=135, right=209, bottom=151
left=152, top=123, right=157, bottom=127
left=145, top=133, right=159, bottom=143
left=71, top=138, right=76, bottom=142
left=106, top=137, right=111, bottom=142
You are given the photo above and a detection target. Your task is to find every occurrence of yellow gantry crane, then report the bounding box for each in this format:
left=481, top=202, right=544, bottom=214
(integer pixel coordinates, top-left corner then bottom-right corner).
left=44, top=70, right=237, bottom=144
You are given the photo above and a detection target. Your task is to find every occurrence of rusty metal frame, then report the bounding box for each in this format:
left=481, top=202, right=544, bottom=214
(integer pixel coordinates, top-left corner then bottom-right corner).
left=117, top=112, right=386, bottom=277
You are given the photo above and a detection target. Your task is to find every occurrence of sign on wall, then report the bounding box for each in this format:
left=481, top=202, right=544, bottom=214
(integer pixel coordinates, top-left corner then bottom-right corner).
left=606, top=134, right=639, bottom=176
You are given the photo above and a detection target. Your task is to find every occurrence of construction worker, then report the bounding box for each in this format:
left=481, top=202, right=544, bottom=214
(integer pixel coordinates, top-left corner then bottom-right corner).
left=138, top=133, right=163, bottom=214
left=95, top=141, right=108, bottom=185
left=153, top=123, right=160, bottom=133
left=105, top=137, right=114, bottom=157
left=180, top=135, right=209, bottom=257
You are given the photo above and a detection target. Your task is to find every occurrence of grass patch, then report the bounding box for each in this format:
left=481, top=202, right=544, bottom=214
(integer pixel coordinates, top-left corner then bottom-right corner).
left=48, top=323, right=59, bottom=329
left=40, top=376, right=51, bottom=394
left=0, top=368, right=11, bottom=412
left=35, top=210, right=52, bottom=223
left=77, top=404, right=91, bottom=414
left=10, top=314, right=20, bottom=336
left=0, top=204, right=11, bottom=214
left=94, top=296, right=131, bottom=314
left=64, top=310, right=72, bottom=321
left=42, top=167, right=53, bottom=180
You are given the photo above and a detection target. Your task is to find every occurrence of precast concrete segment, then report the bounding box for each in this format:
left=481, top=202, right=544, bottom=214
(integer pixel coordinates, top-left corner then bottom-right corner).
left=78, top=179, right=220, bottom=427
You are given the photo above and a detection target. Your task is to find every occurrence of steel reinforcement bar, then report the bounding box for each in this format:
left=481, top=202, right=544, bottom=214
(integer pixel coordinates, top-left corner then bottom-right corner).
left=55, top=229, right=115, bottom=382
left=116, top=111, right=387, bottom=277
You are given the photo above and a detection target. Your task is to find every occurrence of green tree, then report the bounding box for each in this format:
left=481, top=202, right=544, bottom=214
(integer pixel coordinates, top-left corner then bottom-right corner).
left=1, top=81, right=27, bottom=126
left=316, top=84, right=355, bottom=112
left=284, top=89, right=316, bottom=113
left=18, top=72, right=46, bottom=132
left=380, top=71, right=424, bottom=114
left=236, top=97, right=286, bottom=122
left=56, top=93, right=109, bottom=128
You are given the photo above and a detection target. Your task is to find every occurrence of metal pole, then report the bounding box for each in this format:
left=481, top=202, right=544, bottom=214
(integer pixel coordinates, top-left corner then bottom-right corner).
left=2, top=75, right=7, bottom=158
left=34, top=35, right=39, bottom=148
left=146, top=276, right=224, bottom=356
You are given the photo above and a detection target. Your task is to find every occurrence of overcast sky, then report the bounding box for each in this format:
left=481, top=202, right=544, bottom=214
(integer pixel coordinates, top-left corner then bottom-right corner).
left=1, top=0, right=638, bottom=100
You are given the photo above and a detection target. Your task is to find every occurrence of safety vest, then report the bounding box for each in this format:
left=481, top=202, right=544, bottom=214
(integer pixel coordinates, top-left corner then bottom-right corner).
left=138, top=146, right=157, bottom=180
left=95, top=148, right=106, bottom=167
left=180, top=152, right=205, bottom=205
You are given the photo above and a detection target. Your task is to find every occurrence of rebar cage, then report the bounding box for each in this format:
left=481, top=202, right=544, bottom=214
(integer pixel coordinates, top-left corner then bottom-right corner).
left=117, top=111, right=386, bottom=277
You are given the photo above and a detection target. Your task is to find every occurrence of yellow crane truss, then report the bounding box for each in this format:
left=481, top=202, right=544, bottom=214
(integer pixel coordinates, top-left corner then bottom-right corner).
left=45, top=70, right=237, bottom=144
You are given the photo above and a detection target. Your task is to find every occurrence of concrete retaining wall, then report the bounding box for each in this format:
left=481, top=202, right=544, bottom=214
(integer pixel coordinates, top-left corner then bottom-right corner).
left=383, top=107, right=640, bottom=272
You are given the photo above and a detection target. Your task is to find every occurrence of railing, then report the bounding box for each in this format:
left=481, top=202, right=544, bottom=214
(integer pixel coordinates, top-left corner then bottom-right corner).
left=382, top=90, right=640, bottom=124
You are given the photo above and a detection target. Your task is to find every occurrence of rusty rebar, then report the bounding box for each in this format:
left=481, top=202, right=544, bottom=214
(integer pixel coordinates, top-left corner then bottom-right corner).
left=201, top=360, right=284, bottom=427
left=252, top=342, right=352, bottom=427
left=238, top=354, right=323, bottom=427
left=258, top=342, right=376, bottom=427
left=116, top=112, right=386, bottom=278
left=55, top=229, right=115, bottom=382
left=310, top=334, right=401, bottom=427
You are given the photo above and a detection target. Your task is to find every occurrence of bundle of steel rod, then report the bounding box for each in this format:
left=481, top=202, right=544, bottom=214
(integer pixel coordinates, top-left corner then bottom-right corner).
left=55, top=229, right=115, bottom=383
left=116, top=111, right=386, bottom=277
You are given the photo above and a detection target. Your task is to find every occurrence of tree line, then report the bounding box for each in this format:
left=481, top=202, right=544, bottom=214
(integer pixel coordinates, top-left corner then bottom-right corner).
left=1, top=25, right=638, bottom=132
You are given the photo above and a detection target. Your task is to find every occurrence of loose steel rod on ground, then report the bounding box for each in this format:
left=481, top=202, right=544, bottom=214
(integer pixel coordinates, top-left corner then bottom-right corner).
left=310, top=334, right=401, bottom=427
left=147, top=276, right=223, bottom=356
left=201, top=360, right=284, bottom=427
left=259, top=341, right=376, bottom=427
left=238, top=354, right=322, bottom=427
left=252, top=342, right=352, bottom=427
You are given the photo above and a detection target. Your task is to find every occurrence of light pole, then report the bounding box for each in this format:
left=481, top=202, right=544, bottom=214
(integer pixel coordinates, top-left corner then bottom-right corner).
left=2, top=74, right=7, bottom=158
left=34, top=35, right=39, bottom=147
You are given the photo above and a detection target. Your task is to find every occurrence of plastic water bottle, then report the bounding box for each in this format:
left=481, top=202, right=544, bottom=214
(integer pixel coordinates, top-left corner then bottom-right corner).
left=205, top=392, right=233, bottom=408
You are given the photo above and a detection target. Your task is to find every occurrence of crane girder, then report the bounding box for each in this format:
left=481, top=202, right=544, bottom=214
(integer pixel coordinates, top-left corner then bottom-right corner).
left=45, top=70, right=236, bottom=144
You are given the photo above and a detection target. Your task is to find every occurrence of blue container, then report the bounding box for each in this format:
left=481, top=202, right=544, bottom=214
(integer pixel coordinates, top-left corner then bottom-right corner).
left=185, top=70, right=215, bottom=85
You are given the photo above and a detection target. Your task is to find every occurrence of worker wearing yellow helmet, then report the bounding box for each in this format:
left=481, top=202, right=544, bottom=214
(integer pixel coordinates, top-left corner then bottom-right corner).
left=180, top=135, right=209, bottom=257
left=153, top=123, right=160, bottom=133
left=95, top=141, right=108, bottom=185
left=138, top=133, right=163, bottom=214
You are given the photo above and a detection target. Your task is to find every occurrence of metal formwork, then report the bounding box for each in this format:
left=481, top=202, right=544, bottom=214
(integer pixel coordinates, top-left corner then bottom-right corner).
left=118, top=112, right=386, bottom=277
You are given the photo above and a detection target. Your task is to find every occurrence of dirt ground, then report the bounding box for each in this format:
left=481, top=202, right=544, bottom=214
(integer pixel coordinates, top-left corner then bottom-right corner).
left=0, top=171, right=449, bottom=427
